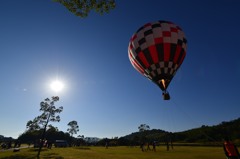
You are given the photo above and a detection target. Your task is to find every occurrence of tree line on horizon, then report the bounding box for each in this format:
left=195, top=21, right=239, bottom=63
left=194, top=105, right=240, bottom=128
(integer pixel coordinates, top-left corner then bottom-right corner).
left=1, top=117, right=239, bottom=147
left=1, top=94, right=239, bottom=150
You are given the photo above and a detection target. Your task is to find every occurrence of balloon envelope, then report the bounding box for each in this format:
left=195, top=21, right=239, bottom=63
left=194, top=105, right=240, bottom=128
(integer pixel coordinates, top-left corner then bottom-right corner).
left=128, top=20, right=187, bottom=99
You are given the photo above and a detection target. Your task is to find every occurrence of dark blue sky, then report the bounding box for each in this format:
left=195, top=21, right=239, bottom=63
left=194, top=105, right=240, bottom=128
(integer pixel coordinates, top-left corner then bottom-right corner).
left=0, top=0, right=240, bottom=138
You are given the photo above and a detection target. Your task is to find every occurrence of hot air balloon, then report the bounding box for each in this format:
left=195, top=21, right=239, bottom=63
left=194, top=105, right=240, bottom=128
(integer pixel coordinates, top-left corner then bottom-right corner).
left=128, top=20, right=187, bottom=100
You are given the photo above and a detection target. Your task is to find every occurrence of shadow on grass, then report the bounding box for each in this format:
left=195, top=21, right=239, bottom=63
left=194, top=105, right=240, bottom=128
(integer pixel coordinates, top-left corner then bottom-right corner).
left=75, top=147, right=91, bottom=150
left=1, top=149, right=64, bottom=159
left=0, top=154, right=36, bottom=159
left=41, top=152, right=64, bottom=159
left=28, top=148, right=49, bottom=152
left=1, top=153, right=64, bottom=159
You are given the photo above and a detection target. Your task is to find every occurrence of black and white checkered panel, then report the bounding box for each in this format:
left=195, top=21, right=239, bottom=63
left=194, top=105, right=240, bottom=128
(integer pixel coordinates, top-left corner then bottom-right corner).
left=151, top=21, right=187, bottom=55
left=137, top=24, right=155, bottom=51
left=147, top=61, right=178, bottom=82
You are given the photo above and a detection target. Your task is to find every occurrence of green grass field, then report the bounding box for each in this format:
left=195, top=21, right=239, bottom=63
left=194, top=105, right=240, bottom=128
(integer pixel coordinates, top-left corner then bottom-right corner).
left=0, top=146, right=226, bottom=159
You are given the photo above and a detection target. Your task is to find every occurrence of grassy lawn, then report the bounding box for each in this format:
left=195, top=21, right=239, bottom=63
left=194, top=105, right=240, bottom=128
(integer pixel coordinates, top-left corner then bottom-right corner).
left=0, top=146, right=226, bottom=159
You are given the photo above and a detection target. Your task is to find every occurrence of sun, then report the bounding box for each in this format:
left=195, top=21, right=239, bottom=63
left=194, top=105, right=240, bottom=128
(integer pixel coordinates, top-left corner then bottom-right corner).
left=50, top=80, right=64, bottom=92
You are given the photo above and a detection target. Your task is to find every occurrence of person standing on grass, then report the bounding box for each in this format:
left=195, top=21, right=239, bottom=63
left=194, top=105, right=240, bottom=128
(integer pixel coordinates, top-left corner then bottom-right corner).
left=105, top=141, right=108, bottom=149
left=170, top=138, right=173, bottom=150
left=140, top=142, right=145, bottom=152
left=166, top=140, right=169, bottom=151
left=223, top=138, right=240, bottom=159
left=147, top=143, right=151, bottom=151
left=152, top=141, right=156, bottom=152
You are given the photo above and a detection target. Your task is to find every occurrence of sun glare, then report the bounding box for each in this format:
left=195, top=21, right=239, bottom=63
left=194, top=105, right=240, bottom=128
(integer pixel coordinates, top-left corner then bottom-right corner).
left=50, top=80, right=64, bottom=92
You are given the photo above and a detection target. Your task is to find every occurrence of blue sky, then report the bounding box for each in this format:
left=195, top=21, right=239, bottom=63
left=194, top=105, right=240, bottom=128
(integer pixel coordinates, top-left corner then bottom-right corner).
left=0, top=0, right=240, bottom=139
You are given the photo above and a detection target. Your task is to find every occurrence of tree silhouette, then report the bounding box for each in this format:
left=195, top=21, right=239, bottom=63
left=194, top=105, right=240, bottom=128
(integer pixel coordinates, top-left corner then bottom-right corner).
left=67, top=120, right=79, bottom=136
left=138, top=124, right=150, bottom=132
left=67, top=120, right=79, bottom=146
left=26, top=96, right=63, bottom=157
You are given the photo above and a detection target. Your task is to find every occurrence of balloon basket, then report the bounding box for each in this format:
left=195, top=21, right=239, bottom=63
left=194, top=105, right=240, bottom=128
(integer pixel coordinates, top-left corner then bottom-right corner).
left=163, top=92, right=170, bottom=100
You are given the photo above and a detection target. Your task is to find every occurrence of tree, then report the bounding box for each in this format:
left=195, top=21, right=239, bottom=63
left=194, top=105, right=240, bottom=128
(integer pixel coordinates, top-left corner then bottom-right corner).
left=67, top=120, right=79, bottom=146
left=53, top=0, right=116, bottom=18
left=26, top=96, right=63, bottom=157
left=47, top=124, right=59, bottom=132
left=78, top=135, right=84, bottom=138
left=67, top=120, right=79, bottom=137
left=138, top=124, right=150, bottom=132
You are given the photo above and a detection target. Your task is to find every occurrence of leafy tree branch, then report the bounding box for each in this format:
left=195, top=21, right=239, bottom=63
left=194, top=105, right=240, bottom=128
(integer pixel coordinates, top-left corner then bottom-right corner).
left=54, top=0, right=116, bottom=18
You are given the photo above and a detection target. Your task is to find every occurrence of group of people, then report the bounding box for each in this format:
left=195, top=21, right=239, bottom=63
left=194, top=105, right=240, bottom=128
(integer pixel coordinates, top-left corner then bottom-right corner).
left=140, top=142, right=156, bottom=152
left=0, top=140, right=21, bottom=150
left=34, top=139, right=53, bottom=149
left=166, top=139, right=174, bottom=151
left=140, top=139, right=174, bottom=152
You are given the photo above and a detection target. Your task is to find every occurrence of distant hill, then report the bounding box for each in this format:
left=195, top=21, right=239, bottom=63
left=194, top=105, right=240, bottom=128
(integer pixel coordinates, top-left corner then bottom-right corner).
left=174, top=117, right=240, bottom=143
left=120, top=117, right=240, bottom=145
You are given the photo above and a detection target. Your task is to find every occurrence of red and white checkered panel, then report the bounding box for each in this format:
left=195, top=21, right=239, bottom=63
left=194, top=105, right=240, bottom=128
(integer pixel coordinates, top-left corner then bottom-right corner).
left=128, top=20, right=187, bottom=91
